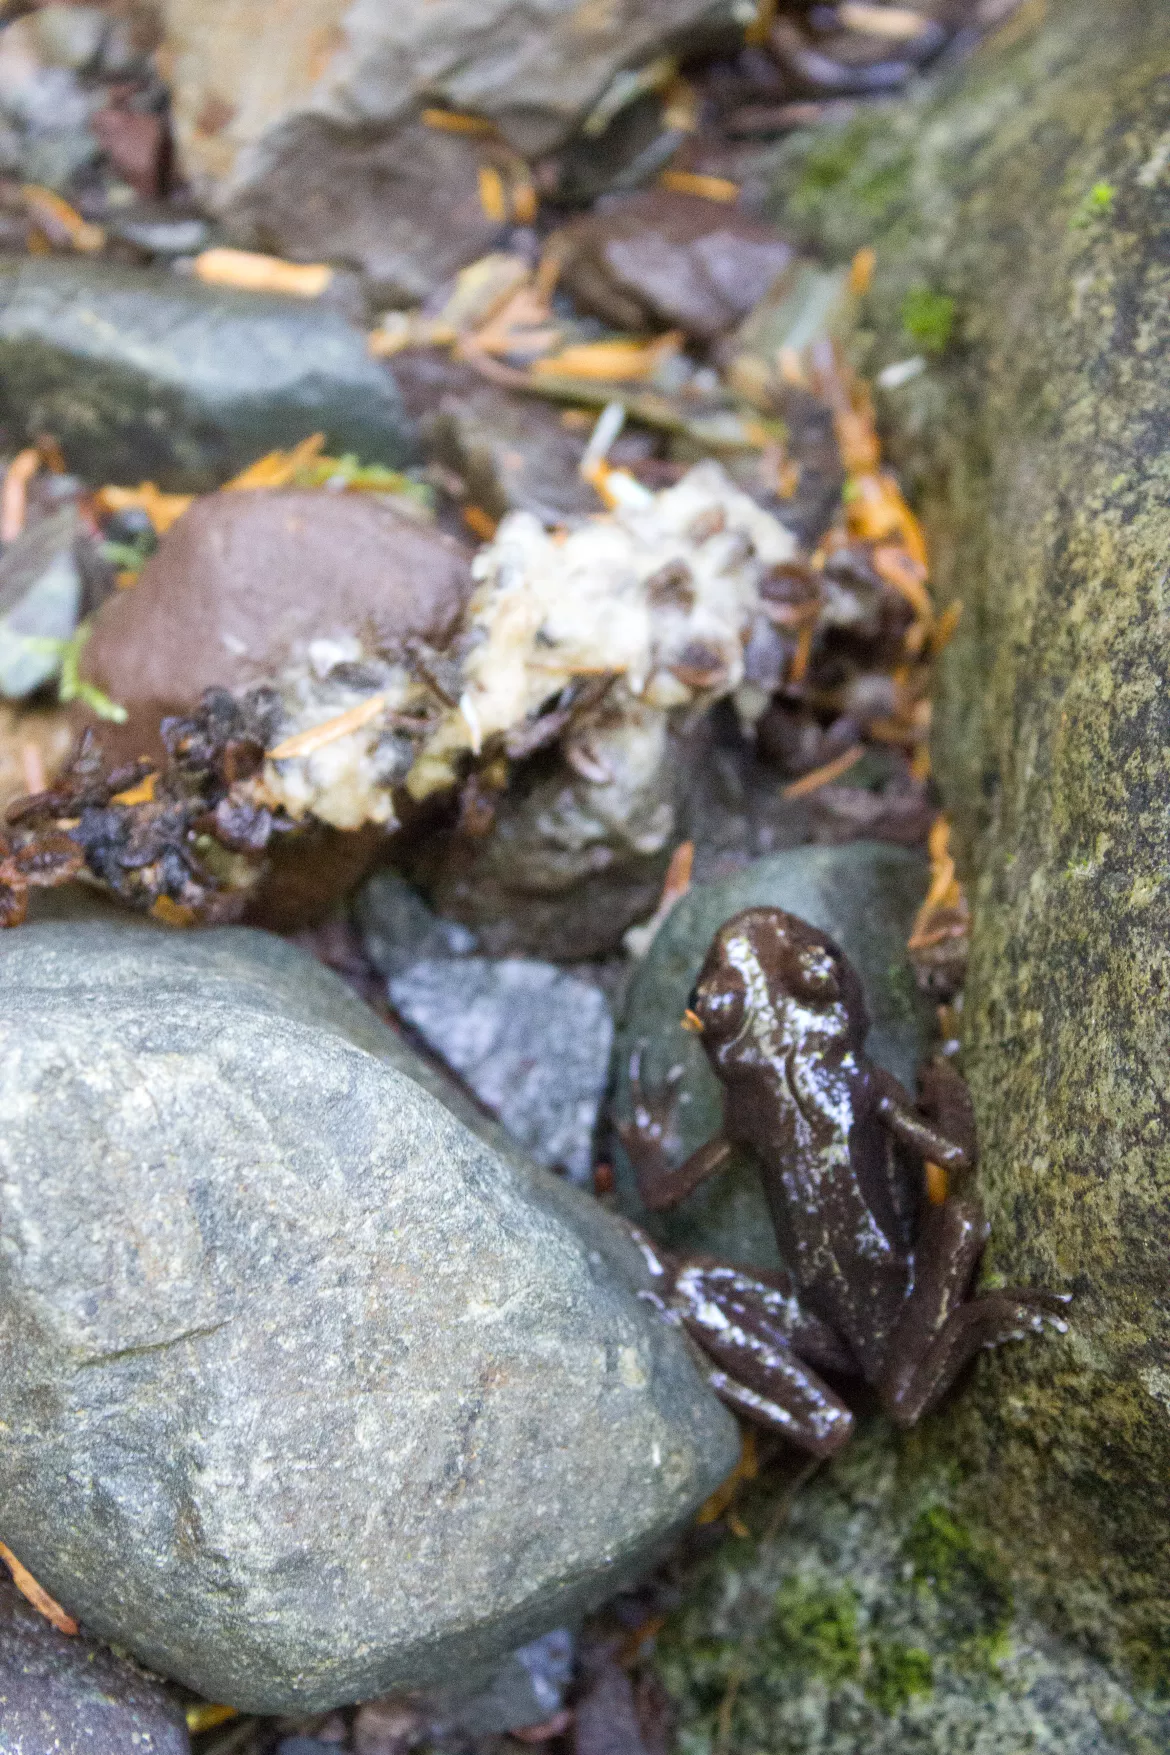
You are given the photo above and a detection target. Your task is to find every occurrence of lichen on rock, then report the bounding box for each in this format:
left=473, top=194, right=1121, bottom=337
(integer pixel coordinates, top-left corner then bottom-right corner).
left=651, top=1427, right=1170, bottom=1755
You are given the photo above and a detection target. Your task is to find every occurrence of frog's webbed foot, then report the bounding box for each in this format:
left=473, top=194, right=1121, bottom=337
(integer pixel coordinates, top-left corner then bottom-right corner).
left=878, top=1196, right=1070, bottom=1429
left=664, top=1258, right=856, bottom=1458
left=616, top=1047, right=733, bottom=1212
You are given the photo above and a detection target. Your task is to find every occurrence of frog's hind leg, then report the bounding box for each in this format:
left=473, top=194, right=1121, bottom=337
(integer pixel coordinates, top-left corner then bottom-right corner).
left=878, top=1197, right=1070, bottom=1429
left=669, top=1260, right=857, bottom=1458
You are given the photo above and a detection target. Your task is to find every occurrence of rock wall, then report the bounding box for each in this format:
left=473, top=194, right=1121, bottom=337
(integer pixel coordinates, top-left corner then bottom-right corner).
left=768, top=0, right=1170, bottom=1677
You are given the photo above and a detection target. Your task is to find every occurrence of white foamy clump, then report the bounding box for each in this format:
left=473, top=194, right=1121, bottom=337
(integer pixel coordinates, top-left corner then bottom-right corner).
left=408, top=461, right=796, bottom=798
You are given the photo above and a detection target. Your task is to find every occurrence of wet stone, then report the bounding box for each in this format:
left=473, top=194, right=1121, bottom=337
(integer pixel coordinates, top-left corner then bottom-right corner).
left=389, top=957, right=614, bottom=1184
left=164, top=0, right=726, bottom=205
left=422, top=379, right=603, bottom=523
left=0, top=920, right=737, bottom=1714
left=0, top=258, right=416, bottom=491
left=611, top=841, right=930, bottom=1268
left=77, top=487, right=472, bottom=763
left=558, top=191, right=793, bottom=342
left=0, top=1569, right=189, bottom=1753
left=431, top=1627, right=576, bottom=1737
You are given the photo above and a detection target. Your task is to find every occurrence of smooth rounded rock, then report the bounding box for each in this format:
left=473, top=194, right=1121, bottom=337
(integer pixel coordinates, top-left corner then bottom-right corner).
left=0, top=921, right=738, bottom=1715
left=611, top=841, right=930, bottom=1268
left=77, top=487, right=473, bottom=763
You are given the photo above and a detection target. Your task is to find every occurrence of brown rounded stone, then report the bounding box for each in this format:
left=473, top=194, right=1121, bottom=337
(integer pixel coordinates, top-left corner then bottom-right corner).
left=75, top=488, right=473, bottom=766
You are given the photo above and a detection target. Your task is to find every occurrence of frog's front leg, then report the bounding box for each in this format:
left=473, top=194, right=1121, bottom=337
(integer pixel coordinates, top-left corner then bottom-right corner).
left=616, top=1047, right=734, bottom=1211
left=871, top=1064, right=974, bottom=1176
left=654, top=1254, right=857, bottom=1457
left=877, top=1197, right=1070, bottom=1428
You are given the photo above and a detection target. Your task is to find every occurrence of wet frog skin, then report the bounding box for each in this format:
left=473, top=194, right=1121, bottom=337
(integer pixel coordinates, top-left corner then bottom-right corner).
left=619, top=907, right=1067, bottom=1457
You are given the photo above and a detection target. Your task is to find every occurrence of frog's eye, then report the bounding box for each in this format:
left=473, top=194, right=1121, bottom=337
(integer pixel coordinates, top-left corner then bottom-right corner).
left=790, top=946, right=841, bottom=1002
left=693, top=970, right=746, bottom=1038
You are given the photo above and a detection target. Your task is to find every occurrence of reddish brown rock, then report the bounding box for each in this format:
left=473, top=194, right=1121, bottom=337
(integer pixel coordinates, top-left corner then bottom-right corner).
left=557, top=191, right=794, bottom=342
left=77, top=488, right=473, bottom=764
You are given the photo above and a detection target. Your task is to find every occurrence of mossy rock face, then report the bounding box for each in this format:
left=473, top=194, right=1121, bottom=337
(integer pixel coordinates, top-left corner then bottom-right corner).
left=652, top=1428, right=1170, bottom=1755
left=769, top=0, right=1170, bottom=1675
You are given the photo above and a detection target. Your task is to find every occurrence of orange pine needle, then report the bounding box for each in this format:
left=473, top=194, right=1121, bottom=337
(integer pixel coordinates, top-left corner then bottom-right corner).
left=96, top=482, right=193, bottom=535
left=787, top=621, right=814, bottom=685
left=151, top=896, right=197, bottom=927
left=224, top=432, right=325, bottom=491
left=185, top=1704, right=240, bottom=1732
left=925, top=1161, right=949, bottom=1204
left=463, top=505, right=498, bottom=540
left=421, top=108, right=498, bottom=138
left=0, top=1542, right=78, bottom=1634
left=477, top=165, right=508, bottom=223
left=0, top=448, right=40, bottom=543
left=533, top=331, right=682, bottom=384
left=511, top=179, right=538, bottom=224
left=21, top=184, right=104, bottom=253
left=111, top=773, right=157, bottom=806
left=782, top=744, right=864, bottom=799
left=697, top=1429, right=759, bottom=1524
left=660, top=839, right=694, bottom=908
left=193, top=249, right=332, bottom=298
left=849, top=246, right=877, bottom=296
left=658, top=169, right=739, bottom=202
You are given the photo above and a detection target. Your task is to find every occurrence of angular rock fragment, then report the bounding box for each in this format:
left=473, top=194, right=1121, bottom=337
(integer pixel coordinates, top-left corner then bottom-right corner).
left=558, top=191, right=793, bottom=341
left=163, top=0, right=728, bottom=200
left=354, top=869, right=477, bottom=981
left=388, top=957, right=614, bottom=1182
left=0, top=505, right=82, bottom=699
left=0, top=920, right=738, bottom=1714
left=421, top=377, right=603, bottom=523
left=221, top=120, right=508, bottom=309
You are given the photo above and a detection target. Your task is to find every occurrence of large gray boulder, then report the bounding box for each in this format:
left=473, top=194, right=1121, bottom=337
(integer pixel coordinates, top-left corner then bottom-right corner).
left=164, top=0, right=727, bottom=179
left=0, top=921, right=737, bottom=1715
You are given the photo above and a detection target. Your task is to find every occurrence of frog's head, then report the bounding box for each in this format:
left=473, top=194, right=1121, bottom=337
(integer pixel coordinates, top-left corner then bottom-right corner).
left=685, top=907, right=868, bottom=1055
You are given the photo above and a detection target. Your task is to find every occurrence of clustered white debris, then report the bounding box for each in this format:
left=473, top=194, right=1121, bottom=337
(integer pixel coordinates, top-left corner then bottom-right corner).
left=258, top=461, right=798, bottom=832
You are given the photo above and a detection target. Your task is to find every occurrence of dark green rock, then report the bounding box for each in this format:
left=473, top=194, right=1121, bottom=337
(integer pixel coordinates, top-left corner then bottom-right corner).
left=0, top=258, right=416, bottom=490
left=651, top=1426, right=1170, bottom=1755
left=766, top=0, right=1170, bottom=1680
left=611, top=842, right=929, bottom=1268
left=0, top=920, right=737, bottom=1714
left=0, top=1571, right=189, bottom=1754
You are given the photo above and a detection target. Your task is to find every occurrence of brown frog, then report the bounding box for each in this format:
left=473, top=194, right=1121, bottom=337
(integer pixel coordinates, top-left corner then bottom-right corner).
left=619, top=907, right=1067, bottom=1457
